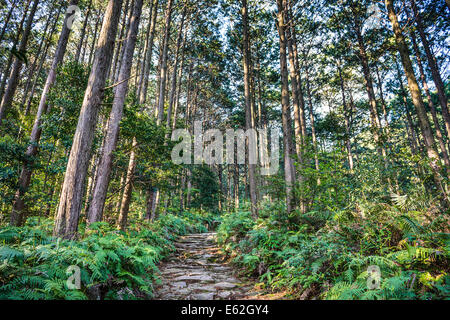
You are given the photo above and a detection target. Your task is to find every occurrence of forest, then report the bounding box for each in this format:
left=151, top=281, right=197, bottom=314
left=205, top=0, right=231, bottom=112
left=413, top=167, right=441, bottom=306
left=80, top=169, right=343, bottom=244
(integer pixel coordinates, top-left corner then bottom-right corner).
left=0, top=0, right=449, bottom=301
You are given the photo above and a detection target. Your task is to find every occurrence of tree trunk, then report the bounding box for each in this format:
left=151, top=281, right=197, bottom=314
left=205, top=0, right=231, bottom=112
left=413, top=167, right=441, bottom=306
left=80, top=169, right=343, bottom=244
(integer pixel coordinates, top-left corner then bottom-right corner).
left=118, top=138, right=138, bottom=230
left=18, top=1, right=55, bottom=115
left=88, top=11, right=101, bottom=66
left=110, top=0, right=130, bottom=81
left=0, top=0, right=18, bottom=44
left=25, top=5, right=63, bottom=116
left=242, top=0, right=258, bottom=218
left=138, top=0, right=158, bottom=103
left=10, top=0, right=80, bottom=227
left=286, top=16, right=307, bottom=213
left=87, top=0, right=143, bottom=224
left=337, top=62, right=354, bottom=173
left=386, top=0, right=448, bottom=203
left=75, top=0, right=92, bottom=62
left=277, top=0, right=296, bottom=214
left=0, top=0, right=39, bottom=123
left=172, top=27, right=188, bottom=131
left=54, top=0, right=124, bottom=239
left=288, top=5, right=308, bottom=144
left=0, top=0, right=30, bottom=101
left=156, top=0, right=173, bottom=124
left=303, top=68, right=321, bottom=185
left=410, top=0, right=449, bottom=139
left=410, top=28, right=450, bottom=170
left=353, top=22, right=386, bottom=158
left=166, top=6, right=187, bottom=134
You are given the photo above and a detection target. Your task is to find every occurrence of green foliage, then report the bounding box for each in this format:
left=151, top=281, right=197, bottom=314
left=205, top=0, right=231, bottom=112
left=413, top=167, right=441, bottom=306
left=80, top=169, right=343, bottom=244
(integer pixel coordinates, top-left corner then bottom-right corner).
left=0, top=212, right=211, bottom=300
left=190, top=165, right=221, bottom=212
left=218, top=196, right=450, bottom=300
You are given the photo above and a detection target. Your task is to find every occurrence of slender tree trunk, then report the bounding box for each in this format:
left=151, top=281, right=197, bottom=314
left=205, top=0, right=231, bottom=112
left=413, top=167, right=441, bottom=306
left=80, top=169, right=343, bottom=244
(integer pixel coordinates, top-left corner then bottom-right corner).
left=0, top=0, right=18, bottom=44
left=139, top=0, right=158, bottom=104
left=375, top=64, right=390, bottom=130
left=25, top=5, right=63, bottom=116
left=286, top=17, right=307, bottom=213
left=10, top=0, right=80, bottom=227
left=242, top=0, right=258, bottom=218
left=353, top=23, right=386, bottom=158
left=386, top=0, right=448, bottom=203
left=145, top=188, right=154, bottom=220
left=87, top=0, right=143, bottom=224
left=234, top=159, right=240, bottom=210
left=110, top=0, right=130, bottom=81
left=410, top=0, right=449, bottom=139
left=166, top=6, right=187, bottom=134
left=411, top=28, right=450, bottom=170
left=0, top=0, right=30, bottom=100
left=277, top=0, right=296, bottom=214
left=337, top=62, right=354, bottom=173
left=118, top=138, right=138, bottom=230
left=288, top=5, right=307, bottom=144
left=88, top=11, right=101, bottom=66
left=137, top=0, right=156, bottom=101
left=19, top=1, right=56, bottom=114
left=54, top=0, right=124, bottom=238
left=156, top=0, right=173, bottom=124
left=395, top=57, right=420, bottom=154
left=75, top=0, right=92, bottom=62
left=114, top=0, right=134, bottom=84
left=0, top=0, right=39, bottom=123
left=172, top=28, right=188, bottom=131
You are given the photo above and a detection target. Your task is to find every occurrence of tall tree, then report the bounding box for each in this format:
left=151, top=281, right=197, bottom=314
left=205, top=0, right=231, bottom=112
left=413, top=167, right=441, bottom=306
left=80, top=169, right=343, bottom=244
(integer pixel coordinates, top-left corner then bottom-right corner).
left=276, top=0, right=297, bottom=214
left=385, top=0, right=448, bottom=204
left=242, top=0, right=258, bottom=218
left=10, top=0, right=80, bottom=226
left=410, top=0, right=450, bottom=139
left=155, top=0, right=173, bottom=124
left=54, top=0, right=124, bottom=239
left=87, top=0, right=143, bottom=224
left=0, top=0, right=39, bottom=123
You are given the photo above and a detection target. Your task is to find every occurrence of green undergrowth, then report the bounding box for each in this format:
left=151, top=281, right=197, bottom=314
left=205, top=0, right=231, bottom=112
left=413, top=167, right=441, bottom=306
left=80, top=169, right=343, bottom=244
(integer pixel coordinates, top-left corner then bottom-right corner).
left=217, top=201, right=450, bottom=300
left=0, top=211, right=214, bottom=300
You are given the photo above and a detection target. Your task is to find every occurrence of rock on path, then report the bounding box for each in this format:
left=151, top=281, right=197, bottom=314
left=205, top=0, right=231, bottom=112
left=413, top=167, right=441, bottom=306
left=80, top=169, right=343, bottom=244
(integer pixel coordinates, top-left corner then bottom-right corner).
left=153, top=232, right=258, bottom=300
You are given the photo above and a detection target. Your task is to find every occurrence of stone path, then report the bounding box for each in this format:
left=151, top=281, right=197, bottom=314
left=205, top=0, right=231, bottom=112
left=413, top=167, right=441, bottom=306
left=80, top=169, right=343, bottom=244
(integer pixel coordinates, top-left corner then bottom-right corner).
left=153, top=232, right=259, bottom=300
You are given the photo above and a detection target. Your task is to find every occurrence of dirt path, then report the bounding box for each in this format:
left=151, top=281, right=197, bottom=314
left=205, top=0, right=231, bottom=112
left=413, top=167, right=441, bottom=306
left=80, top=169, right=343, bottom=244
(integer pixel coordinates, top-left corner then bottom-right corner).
left=153, top=232, right=260, bottom=300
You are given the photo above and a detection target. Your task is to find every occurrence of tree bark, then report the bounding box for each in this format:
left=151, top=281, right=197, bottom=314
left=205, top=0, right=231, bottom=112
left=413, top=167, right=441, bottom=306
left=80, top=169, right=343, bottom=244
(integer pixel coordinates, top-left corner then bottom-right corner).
left=286, top=15, right=307, bottom=213
left=277, top=0, right=297, bottom=214
left=25, top=5, right=63, bottom=116
left=10, top=0, right=80, bottom=227
left=155, top=0, right=173, bottom=124
left=410, top=27, right=450, bottom=170
left=352, top=20, right=385, bottom=156
left=0, top=0, right=39, bottom=123
left=75, top=0, right=92, bottom=62
left=54, top=0, right=124, bottom=239
left=410, top=0, right=449, bottom=139
left=386, top=0, right=448, bottom=203
left=137, top=0, right=158, bottom=103
left=242, top=0, right=258, bottom=218
left=0, top=0, right=18, bottom=44
left=0, top=0, right=29, bottom=101
left=337, top=62, right=354, bottom=173
left=88, top=10, right=101, bottom=66
left=166, top=6, right=187, bottom=134
left=20, top=2, right=58, bottom=115
left=118, top=138, right=138, bottom=230
left=305, top=66, right=321, bottom=183
left=87, top=0, right=143, bottom=224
